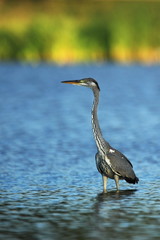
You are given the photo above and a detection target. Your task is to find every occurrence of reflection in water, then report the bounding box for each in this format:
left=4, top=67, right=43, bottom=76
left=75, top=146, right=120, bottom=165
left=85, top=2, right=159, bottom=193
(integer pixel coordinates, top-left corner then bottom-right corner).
left=0, top=64, right=160, bottom=240
left=96, top=189, right=137, bottom=201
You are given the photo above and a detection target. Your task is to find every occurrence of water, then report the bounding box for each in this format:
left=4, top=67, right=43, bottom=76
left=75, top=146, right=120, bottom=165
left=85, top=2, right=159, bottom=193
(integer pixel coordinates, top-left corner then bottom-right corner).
left=0, top=63, right=160, bottom=240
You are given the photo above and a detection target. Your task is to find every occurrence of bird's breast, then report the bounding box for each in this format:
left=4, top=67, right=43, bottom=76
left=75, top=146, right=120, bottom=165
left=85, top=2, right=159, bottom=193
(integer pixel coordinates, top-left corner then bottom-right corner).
left=104, top=155, right=112, bottom=168
left=95, top=153, right=115, bottom=179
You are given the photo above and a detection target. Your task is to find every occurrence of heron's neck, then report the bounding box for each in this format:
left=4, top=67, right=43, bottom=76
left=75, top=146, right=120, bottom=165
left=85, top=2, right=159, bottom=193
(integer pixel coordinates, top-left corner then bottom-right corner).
left=91, top=89, right=108, bottom=155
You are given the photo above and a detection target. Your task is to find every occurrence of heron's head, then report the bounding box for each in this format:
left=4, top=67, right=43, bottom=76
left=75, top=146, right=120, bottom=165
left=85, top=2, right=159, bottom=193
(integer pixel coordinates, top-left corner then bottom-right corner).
left=61, top=78, right=100, bottom=91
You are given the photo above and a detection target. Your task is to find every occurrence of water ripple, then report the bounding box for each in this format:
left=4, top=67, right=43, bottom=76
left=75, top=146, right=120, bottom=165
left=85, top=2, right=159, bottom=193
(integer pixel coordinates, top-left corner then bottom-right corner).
left=0, top=63, right=160, bottom=240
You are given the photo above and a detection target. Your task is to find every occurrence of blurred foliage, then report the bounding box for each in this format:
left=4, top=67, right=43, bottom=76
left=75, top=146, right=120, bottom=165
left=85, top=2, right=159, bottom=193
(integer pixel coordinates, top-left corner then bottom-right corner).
left=0, top=0, right=160, bottom=63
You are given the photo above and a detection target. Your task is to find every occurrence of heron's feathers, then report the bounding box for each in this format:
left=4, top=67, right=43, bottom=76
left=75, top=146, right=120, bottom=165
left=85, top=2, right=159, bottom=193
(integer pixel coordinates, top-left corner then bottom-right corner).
left=106, top=149, right=138, bottom=183
left=124, top=176, right=139, bottom=184
left=96, top=153, right=114, bottom=179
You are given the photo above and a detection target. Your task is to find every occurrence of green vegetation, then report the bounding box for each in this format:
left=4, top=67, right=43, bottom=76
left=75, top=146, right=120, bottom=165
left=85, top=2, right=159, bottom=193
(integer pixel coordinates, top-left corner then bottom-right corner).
left=0, top=0, right=160, bottom=63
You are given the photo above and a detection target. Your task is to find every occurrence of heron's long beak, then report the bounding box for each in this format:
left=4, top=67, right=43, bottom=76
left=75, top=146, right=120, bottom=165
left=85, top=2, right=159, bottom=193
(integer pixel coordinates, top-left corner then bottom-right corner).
left=61, top=80, right=81, bottom=86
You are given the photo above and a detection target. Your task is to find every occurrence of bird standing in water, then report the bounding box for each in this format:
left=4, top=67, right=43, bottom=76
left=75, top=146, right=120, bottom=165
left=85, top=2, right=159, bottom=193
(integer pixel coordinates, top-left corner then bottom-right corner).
left=61, top=78, right=139, bottom=192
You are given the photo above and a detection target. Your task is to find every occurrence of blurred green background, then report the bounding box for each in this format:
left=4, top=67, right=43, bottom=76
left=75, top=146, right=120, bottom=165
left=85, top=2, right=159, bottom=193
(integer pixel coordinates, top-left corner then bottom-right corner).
left=0, top=0, right=160, bottom=64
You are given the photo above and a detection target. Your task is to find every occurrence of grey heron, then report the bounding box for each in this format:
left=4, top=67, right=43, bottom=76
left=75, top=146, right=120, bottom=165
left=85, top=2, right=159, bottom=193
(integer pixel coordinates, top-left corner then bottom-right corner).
left=61, top=78, right=139, bottom=192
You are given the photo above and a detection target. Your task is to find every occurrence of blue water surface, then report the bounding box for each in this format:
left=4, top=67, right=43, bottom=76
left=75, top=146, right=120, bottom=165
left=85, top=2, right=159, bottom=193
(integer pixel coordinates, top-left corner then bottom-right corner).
left=0, top=63, right=160, bottom=240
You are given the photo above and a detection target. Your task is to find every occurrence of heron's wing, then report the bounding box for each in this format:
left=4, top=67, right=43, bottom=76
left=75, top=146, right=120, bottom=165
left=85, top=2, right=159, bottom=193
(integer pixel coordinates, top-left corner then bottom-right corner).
left=106, top=149, right=135, bottom=178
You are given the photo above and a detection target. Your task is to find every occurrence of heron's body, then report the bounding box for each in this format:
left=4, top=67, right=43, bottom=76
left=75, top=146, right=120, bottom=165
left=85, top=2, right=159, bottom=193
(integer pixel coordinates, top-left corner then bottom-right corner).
left=62, top=78, right=139, bottom=192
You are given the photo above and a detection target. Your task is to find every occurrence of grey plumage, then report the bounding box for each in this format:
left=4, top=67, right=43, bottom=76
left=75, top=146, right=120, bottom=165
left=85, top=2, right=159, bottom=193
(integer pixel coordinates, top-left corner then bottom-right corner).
left=61, top=78, right=139, bottom=192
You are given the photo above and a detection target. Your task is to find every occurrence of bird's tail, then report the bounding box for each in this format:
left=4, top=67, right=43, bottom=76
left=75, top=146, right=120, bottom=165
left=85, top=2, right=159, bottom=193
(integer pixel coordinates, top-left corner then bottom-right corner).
left=125, top=176, right=139, bottom=184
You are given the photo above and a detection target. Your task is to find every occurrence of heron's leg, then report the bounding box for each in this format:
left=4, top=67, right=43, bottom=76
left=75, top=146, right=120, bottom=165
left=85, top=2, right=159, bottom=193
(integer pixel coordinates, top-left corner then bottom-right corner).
left=102, top=175, right=108, bottom=193
left=114, top=175, right=120, bottom=192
